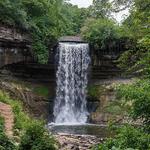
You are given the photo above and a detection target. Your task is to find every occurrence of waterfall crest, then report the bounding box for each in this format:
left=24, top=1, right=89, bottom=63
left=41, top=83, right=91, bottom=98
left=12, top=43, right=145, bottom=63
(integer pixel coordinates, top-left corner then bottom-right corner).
left=54, top=42, right=90, bottom=124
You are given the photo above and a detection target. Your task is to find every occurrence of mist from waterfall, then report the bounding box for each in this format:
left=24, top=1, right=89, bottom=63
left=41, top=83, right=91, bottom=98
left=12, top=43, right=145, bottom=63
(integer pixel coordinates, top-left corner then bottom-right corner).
left=54, top=42, right=90, bottom=124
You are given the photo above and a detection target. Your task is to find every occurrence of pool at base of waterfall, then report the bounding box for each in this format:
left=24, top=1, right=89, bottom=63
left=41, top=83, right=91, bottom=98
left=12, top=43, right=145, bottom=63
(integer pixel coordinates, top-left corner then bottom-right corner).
left=48, top=124, right=114, bottom=138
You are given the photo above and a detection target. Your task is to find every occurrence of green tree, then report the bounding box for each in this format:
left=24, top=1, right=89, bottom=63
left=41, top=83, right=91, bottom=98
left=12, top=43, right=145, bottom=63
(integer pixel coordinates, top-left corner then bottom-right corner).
left=116, top=0, right=150, bottom=76
left=81, top=18, right=120, bottom=50
left=61, top=3, right=90, bottom=35
left=91, top=0, right=112, bottom=18
left=0, top=0, right=92, bottom=63
left=0, top=0, right=28, bottom=28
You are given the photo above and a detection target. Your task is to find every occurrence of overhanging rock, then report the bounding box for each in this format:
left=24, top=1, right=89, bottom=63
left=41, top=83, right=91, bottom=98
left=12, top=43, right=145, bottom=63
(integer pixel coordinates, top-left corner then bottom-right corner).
left=59, top=36, right=86, bottom=43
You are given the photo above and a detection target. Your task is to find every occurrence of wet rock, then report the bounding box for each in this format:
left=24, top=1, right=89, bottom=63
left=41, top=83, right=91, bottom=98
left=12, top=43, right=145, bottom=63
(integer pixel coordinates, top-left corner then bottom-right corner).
left=71, top=145, right=79, bottom=150
left=54, top=133, right=103, bottom=150
left=0, top=25, right=32, bottom=68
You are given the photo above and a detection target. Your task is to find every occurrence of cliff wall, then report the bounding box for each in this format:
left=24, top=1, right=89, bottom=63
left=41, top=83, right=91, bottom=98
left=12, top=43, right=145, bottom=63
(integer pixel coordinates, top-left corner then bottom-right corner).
left=0, top=25, right=32, bottom=68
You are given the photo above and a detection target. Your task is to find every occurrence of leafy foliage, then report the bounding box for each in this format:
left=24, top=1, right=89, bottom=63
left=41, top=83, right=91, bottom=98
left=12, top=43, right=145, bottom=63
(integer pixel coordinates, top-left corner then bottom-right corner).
left=91, top=0, right=112, bottom=18
left=0, top=116, right=16, bottom=150
left=0, top=90, right=31, bottom=132
left=0, top=0, right=28, bottom=28
left=117, top=37, right=150, bottom=77
left=94, top=125, right=150, bottom=150
left=117, top=79, right=150, bottom=131
left=81, top=18, right=121, bottom=50
left=61, top=3, right=90, bottom=35
left=94, top=78, right=150, bottom=149
left=122, top=0, right=150, bottom=39
left=0, top=132, right=16, bottom=150
left=0, top=0, right=89, bottom=63
left=116, top=0, right=150, bottom=76
left=0, top=90, right=57, bottom=149
left=0, top=116, right=4, bottom=134
left=19, top=121, right=56, bottom=150
left=88, top=85, right=104, bottom=100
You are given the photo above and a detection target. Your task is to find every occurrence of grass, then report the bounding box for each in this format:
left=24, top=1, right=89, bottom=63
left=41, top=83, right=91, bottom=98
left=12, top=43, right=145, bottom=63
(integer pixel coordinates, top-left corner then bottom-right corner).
left=0, top=90, right=31, bottom=134
left=2, top=79, right=50, bottom=98
left=19, top=81, right=50, bottom=98
left=0, top=116, right=4, bottom=133
left=88, top=85, right=104, bottom=100
left=33, top=86, right=49, bottom=98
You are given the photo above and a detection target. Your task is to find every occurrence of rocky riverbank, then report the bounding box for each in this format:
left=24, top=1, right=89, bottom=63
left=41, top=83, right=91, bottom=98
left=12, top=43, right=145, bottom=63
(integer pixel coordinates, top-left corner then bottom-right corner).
left=54, top=133, right=104, bottom=150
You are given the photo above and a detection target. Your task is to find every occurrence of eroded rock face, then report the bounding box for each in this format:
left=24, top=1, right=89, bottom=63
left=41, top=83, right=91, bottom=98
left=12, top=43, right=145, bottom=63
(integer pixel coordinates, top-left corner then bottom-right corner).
left=88, top=79, right=133, bottom=124
left=0, top=80, right=52, bottom=120
left=0, top=26, right=31, bottom=42
left=0, top=25, right=32, bottom=68
left=90, top=87, right=117, bottom=124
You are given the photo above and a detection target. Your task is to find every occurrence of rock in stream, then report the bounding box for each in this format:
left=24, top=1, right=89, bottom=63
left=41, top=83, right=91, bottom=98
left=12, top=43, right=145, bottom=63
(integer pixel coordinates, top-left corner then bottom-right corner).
left=54, top=133, right=104, bottom=150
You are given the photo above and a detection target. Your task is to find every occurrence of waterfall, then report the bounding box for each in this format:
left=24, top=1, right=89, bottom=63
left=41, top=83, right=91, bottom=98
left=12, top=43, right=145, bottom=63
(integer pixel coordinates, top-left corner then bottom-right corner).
left=54, top=42, right=90, bottom=124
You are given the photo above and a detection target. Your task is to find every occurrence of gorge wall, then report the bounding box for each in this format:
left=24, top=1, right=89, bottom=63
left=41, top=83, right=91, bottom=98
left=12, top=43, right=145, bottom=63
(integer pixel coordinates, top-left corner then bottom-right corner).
left=0, top=24, right=33, bottom=68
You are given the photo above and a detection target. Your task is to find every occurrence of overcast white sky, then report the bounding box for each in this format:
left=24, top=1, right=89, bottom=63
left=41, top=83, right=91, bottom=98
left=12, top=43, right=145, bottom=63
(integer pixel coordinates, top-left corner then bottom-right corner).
left=69, top=0, right=129, bottom=23
left=70, top=0, right=92, bottom=8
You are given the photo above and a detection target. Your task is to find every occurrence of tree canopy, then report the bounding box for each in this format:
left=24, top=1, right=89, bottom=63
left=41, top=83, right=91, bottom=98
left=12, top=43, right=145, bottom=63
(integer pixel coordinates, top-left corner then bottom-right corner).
left=0, top=0, right=149, bottom=66
left=0, top=0, right=89, bottom=63
left=81, top=18, right=121, bottom=50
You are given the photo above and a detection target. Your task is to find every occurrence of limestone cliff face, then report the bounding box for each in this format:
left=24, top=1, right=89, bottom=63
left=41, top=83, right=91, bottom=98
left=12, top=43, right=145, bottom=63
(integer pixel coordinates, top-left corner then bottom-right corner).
left=88, top=79, right=133, bottom=124
left=0, top=25, right=33, bottom=68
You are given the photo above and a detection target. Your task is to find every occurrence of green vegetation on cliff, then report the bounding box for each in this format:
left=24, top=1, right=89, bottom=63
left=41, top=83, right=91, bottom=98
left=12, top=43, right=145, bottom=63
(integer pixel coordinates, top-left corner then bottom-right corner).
left=93, top=79, right=150, bottom=150
left=0, top=90, right=57, bottom=150
left=0, top=0, right=89, bottom=63
left=95, top=125, right=150, bottom=150
left=81, top=18, right=121, bottom=50
left=88, top=1, right=150, bottom=144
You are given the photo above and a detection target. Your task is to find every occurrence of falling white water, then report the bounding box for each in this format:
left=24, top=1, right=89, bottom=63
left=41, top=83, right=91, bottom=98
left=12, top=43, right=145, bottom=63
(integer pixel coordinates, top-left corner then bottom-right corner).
left=54, top=42, right=90, bottom=124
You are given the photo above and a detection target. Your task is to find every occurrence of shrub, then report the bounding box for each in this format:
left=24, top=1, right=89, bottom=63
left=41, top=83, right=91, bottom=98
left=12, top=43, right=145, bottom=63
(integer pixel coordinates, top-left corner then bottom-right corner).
left=0, top=116, right=4, bottom=133
left=0, top=116, right=16, bottom=150
left=117, top=79, right=150, bottom=132
left=0, top=133, right=17, bottom=150
left=117, top=37, right=150, bottom=78
left=0, top=90, right=31, bottom=133
left=94, top=125, right=150, bottom=150
left=12, top=101, right=31, bottom=132
left=81, top=18, right=120, bottom=50
left=19, top=121, right=56, bottom=150
left=88, top=85, right=104, bottom=100
left=0, top=90, right=57, bottom=150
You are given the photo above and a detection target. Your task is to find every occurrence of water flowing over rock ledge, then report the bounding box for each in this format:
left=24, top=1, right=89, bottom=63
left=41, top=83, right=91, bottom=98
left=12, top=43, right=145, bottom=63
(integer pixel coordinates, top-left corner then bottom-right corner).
left=54, top=42, right=90, bottom=124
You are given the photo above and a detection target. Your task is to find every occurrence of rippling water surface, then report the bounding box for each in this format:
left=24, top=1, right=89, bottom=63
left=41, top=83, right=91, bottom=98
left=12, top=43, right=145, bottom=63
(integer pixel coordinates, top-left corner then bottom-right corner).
left=48, top=124, right=114, bottom=138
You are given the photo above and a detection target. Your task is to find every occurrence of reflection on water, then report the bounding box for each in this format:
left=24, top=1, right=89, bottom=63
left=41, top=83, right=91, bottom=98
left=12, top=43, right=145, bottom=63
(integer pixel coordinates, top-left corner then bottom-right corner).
left=48, top=124, right=114, bottom=138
